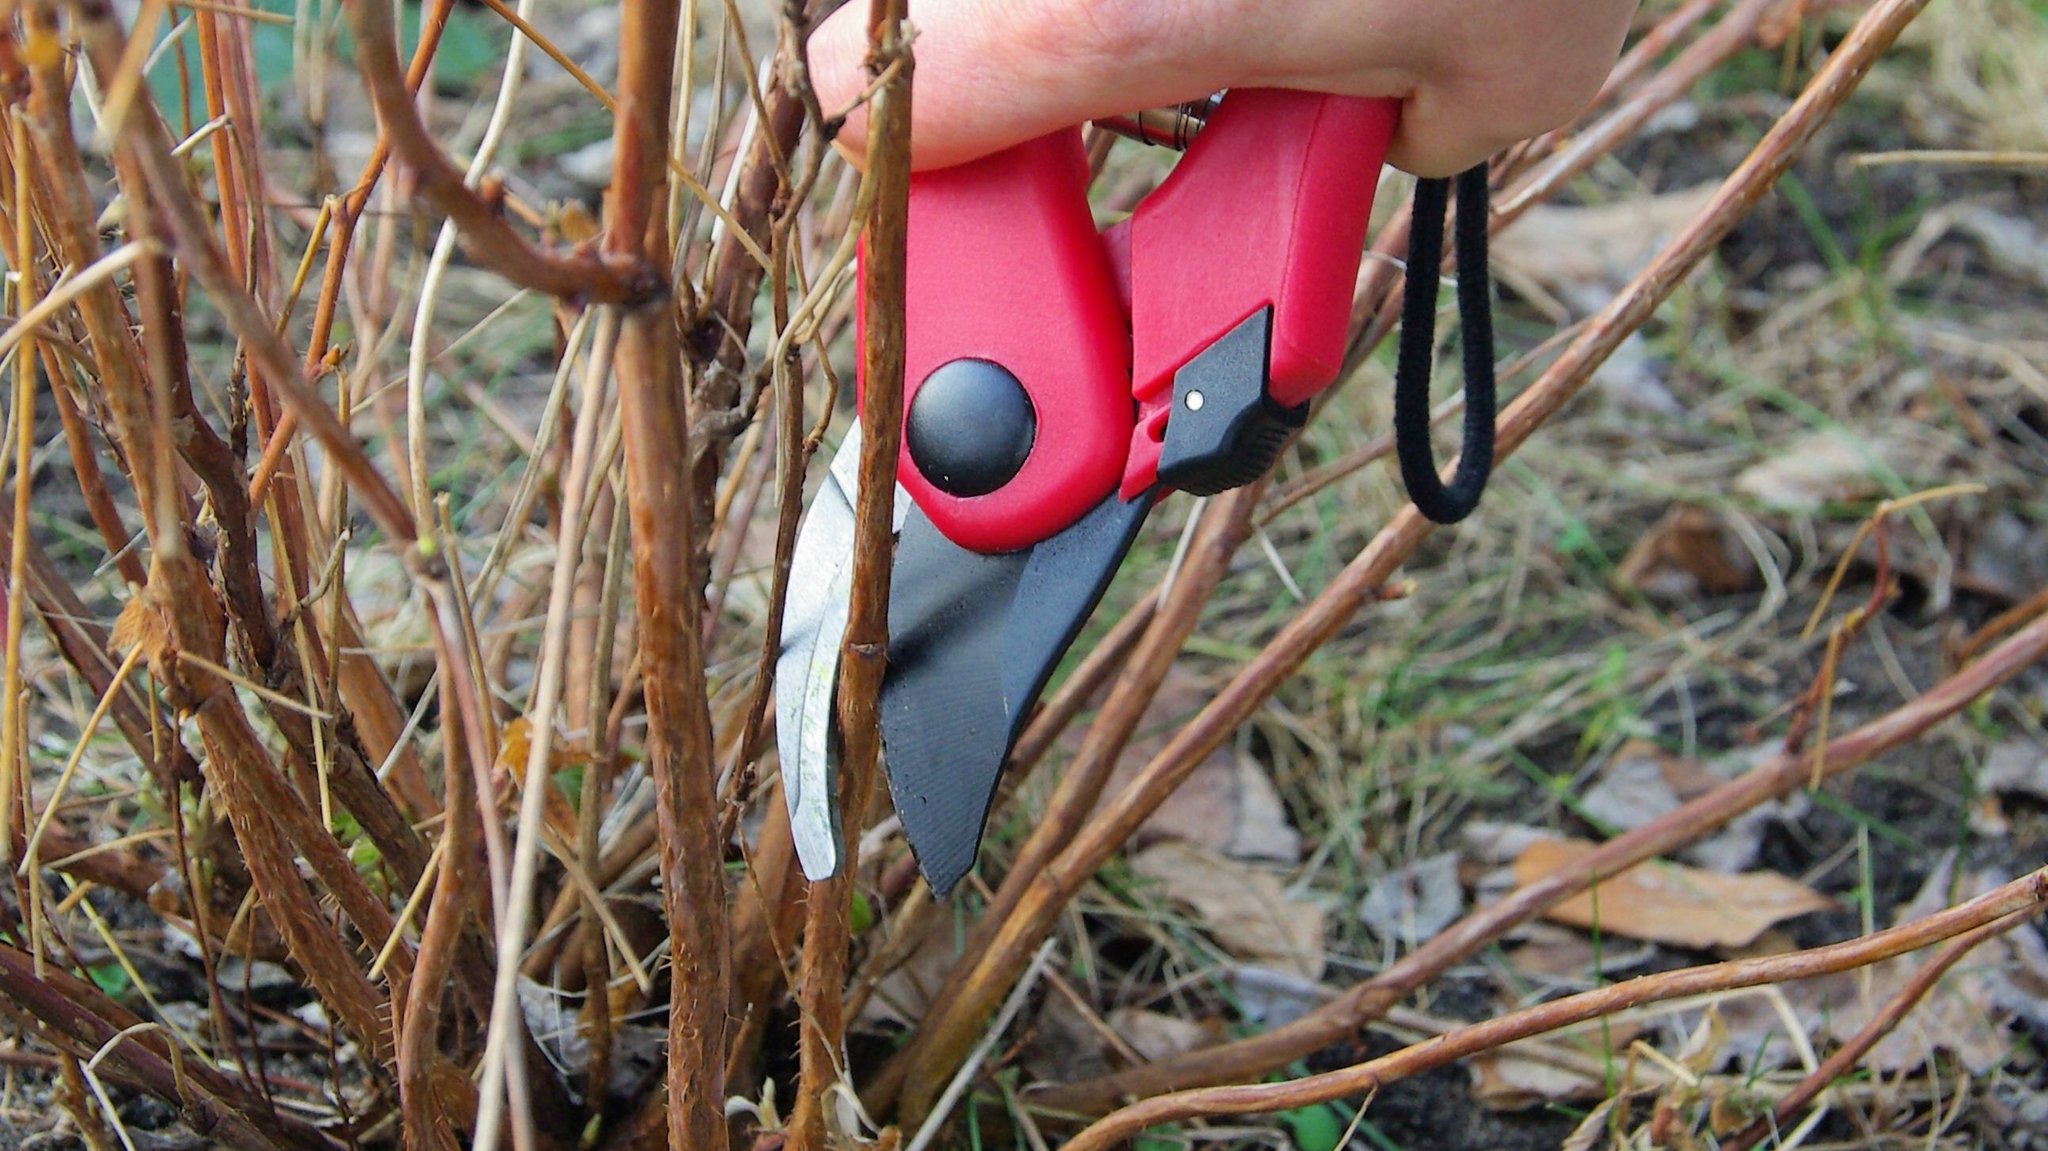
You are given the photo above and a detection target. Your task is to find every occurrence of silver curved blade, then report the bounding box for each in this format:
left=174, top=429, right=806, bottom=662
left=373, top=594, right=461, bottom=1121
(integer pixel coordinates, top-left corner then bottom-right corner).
left=775, top=425, right=908, bottom=881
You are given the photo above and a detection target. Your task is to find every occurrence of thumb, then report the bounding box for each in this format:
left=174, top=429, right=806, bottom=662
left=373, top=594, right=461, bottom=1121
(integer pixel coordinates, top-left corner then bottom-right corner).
left=809, top=1, right=1257, bottom=171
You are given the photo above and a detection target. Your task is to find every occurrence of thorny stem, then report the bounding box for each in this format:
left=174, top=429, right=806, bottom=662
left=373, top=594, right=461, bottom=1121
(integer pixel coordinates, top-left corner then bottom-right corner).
left=600, top=1, right=732, bottom=1148
left=0, top=945, right=335, bottom=1151
left=39, top=0, right=411, bottom=1068
left=682, top=14, right=815, bottom=566
left=84, top=0, right=438, bottom=932
left=789, top=3, right=911, bottom=1147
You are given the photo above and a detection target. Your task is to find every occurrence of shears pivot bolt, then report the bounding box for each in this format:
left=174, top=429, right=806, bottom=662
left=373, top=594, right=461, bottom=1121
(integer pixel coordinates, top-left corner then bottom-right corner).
left=905, top=358, right=1039, bottom=499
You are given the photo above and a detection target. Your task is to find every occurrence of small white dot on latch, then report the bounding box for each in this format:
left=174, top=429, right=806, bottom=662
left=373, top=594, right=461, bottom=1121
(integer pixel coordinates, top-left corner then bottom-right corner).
left=1185, top=391, right=1205, bottom=412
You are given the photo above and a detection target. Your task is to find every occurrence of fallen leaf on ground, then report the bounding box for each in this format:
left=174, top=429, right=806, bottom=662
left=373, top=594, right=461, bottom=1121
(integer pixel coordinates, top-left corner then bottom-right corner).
left=1021, top=999, right=1224, bottom=1086
left=1094, top=670, right=1303, bottom=863
left=1470, top=1020, right=1650, bottom=1110
left=1231, top=965, right=1330, bottom=1028
left=1701, top=855, right=2042, bottom=1079
left=1577, top=742, right=1808, bottom=873
left=1512, top=837, right=1834, bottom=950
left=1358, top=852, right=1464, bottom=948
left=1491, top=185, right=1719, bottom=312
left=1822, top=950, right=2010, bottom=1074
left=857, top=915, right=960, bottom=1029
left=1123, top=751, right=1302, bottom=863
left=1944, top=203, right=2048, bottom=292
left=1980, top=737, right=2048, bottom=802
left=1959, top=511, right=2048, bottom=604
left=1732, top=423, right=1951, bottom=512
left=1108, top=1007, right=1223, bottom=1063
left=1470, top=1041, right=1612, bottom=1110
left=1131, top=842, right=1325, bottom=979
left=1612, top=507, right=1758, bottom=601
left=1020, top=988, right=1114, bottom=1085
left=1505, top=922, right=1656, bottom=982
left=1463, top=821, right=1556, bottom=867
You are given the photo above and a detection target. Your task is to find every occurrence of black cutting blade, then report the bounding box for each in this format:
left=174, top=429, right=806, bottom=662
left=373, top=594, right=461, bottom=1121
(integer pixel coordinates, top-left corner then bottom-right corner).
left=881, top=490, right=1154, bottom=895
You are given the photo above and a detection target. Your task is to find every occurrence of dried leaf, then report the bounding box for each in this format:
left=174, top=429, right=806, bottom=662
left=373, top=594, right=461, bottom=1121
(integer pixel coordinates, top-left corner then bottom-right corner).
left=1562, top=1097, right=1626, bottom=1151
left=1358, top=852, right=1464, bottom=947
left=1462, top=820, right=1556, bottom=867
left=1980, top=737, right=2048, bottom=802
left=1816, top=854, right=2032, bottom=1074
left=1732, top=423, right=1951, bottom=512
left=1107, top=1007, right=1222, bottom=1063
left=1131, top=752, right=1302, bottom=863
left=1469, top=1043, right=1610, bottom=1110
left=1824, top=958, right=2010, bottom=1074
left=109, top=591, right=172, bottom=665
left=1673, top=1007, right=1732, bottom=1076
left=857, top=916, right=960, bottom=1029
left=1513, top=837, right=1835, bottom=949
left=1577, top=742, right=1807, bottom=873
left=1020, top=989, right=1114, bottom=1086
left=1131, top=842, right=1325, bottom=979
left=1231, top=965, right=1330, bottom=1028
left=1491, top=185, right=1719, bottom=311
left=1943, top=204, right=2048, bottom=292
left=1470, top=1020, right=1648, bottom=1110
left=517, top=975, right=664, bottom=1098
left=1096, top=671, right=1303, bottom=863
left=1612, top=507, right=1758, bottom=601
left=1505, top=922, right=1656, bottom=981
left=498, top=717, right=594, bottom=844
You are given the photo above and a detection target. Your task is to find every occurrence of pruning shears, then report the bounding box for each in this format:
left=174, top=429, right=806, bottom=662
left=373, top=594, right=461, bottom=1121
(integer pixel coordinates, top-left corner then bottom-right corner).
left=776, top=89, right=1493, bottom=896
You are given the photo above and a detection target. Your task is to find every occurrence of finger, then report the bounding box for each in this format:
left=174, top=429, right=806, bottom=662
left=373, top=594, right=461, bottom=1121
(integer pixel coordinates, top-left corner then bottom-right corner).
left=810, top=0, right=1265, bottom=170
left=1373, top=0, right=1636, bottom=175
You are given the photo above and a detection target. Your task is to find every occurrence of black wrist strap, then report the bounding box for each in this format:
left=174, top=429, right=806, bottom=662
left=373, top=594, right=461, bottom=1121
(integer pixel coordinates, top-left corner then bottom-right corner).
left=1394, top=163, right=1496, bottom=525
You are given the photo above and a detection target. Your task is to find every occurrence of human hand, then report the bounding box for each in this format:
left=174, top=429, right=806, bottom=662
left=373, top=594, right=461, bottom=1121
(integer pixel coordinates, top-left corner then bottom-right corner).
left=809, top=0, right=1639, bottom=176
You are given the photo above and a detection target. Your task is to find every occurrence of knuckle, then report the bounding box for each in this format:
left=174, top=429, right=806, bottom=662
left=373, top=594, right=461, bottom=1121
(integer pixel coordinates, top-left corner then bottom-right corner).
left=1008, top=0, right=1181, bottom=72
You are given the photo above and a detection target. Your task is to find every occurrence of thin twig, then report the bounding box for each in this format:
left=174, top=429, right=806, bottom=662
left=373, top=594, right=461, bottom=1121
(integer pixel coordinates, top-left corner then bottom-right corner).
left=339, top=0, right=661, bottom=304
left=905, top=940, right=1059, bottom=1151
left=789, top=2, right=910, bottom=1146
left=471, top=310, right=617, bottom=1151
left=1064, top=868, right=2048, bottom=1149
left=1721, top=912, right=2032, bottom=1151
left=1, top=105, right=37, bottom=867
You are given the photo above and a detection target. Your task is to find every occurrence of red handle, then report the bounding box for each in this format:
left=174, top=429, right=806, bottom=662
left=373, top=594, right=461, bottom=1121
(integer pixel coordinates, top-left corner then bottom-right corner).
left=868, top=131, right=1133, bottom=556
left=1119, top=91, right=1398, bottom=496
left=863, top=92, right=1398, bottom=551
